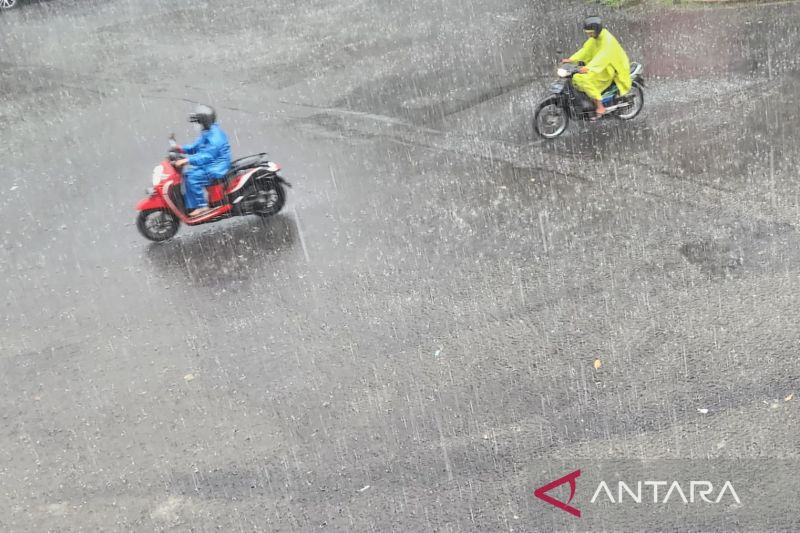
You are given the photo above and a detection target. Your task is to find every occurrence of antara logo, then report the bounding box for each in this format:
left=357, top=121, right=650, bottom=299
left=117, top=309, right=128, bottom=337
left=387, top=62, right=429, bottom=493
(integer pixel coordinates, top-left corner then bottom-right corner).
left=534, top=470, right=741, bottom=518
left=534, top=469, right=582, bottom=517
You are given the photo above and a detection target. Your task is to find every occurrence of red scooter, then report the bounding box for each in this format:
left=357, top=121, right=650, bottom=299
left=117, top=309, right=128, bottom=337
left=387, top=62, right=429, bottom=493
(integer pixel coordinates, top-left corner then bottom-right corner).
left=135, top=143, right=291, bottom=242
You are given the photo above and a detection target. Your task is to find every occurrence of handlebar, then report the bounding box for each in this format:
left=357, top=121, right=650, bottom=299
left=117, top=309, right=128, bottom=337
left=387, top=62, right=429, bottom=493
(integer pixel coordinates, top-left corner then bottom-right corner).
left=556, top=62, right=587, bottom=78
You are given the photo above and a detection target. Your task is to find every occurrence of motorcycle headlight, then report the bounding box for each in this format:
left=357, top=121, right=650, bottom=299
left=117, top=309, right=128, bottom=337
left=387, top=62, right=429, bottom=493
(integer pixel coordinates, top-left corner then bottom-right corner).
left=152, top=165, right=165, bottom=186
left=557, top=68, right=569, bottom=78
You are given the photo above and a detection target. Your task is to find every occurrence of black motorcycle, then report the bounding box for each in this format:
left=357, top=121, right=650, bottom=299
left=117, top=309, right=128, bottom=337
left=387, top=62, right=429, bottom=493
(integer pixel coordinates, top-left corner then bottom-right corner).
left=534, top=62, right=645, bottom=139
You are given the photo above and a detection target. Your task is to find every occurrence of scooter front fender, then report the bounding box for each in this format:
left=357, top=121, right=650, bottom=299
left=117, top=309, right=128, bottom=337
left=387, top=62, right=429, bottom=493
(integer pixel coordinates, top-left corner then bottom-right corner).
left=136, top=194, right=168, bottom=211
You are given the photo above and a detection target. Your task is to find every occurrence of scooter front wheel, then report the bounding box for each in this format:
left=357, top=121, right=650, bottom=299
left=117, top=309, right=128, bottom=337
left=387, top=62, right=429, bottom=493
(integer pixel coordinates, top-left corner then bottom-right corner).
left=534, top=98, right=569, bottom=139
left=137, top=209, right=180, bottom=242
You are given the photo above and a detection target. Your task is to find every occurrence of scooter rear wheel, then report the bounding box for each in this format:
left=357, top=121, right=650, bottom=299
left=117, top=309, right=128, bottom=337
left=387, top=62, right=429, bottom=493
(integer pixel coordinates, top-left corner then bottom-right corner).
left=137, top=209, right=180, bottom=242
left=255, top=182, right=286, bottom=218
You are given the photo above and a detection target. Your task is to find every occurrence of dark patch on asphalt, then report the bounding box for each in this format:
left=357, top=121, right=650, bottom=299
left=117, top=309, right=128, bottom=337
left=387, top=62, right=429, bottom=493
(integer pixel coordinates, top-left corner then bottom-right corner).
left=680, top=220, right=797, bottom=277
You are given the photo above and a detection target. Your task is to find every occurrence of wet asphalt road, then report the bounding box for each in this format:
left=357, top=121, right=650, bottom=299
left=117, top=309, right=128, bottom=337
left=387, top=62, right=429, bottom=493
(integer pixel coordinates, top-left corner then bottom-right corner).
left=2, top=0, right=800, bottom=531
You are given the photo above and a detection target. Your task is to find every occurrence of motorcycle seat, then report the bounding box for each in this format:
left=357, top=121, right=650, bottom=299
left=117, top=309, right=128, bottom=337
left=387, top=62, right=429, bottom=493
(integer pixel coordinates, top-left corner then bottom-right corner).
left=230, top=153, right=271, bottom=174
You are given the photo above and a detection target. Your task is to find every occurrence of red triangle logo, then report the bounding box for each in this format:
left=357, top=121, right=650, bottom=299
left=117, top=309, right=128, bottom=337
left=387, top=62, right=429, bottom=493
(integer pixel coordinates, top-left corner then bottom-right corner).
left=534, top=469, right=581, bottom=517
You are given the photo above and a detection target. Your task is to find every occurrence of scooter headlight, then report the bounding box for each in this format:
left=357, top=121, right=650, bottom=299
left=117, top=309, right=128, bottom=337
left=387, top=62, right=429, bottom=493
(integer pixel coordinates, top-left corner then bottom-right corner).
left=557, top=68, right=569, bottom=78
left=152, top=165, right=165, bottom=186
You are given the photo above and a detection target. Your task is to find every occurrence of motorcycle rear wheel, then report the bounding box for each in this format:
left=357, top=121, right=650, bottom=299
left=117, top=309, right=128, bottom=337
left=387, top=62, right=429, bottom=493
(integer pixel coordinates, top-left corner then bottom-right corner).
left=137, top=209, right=180, bottom=242
left=616, top=83, right=644, bottom=121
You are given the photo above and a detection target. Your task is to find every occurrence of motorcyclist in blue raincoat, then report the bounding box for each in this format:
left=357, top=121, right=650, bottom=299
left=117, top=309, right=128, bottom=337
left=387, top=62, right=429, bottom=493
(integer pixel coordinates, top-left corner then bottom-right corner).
left=175, top=105, right=232, bottom=217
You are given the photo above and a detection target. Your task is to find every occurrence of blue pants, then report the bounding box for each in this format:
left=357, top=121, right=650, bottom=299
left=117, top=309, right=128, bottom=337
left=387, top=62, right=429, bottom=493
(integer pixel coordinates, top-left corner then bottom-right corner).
left=184, top=167, right=213, bottom=209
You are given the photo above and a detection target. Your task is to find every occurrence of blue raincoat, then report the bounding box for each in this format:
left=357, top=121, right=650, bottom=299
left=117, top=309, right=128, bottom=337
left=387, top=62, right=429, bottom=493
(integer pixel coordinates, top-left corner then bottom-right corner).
left=181, top=123, right=232, bottom=209
left=182, top=123, right=231, bottom=178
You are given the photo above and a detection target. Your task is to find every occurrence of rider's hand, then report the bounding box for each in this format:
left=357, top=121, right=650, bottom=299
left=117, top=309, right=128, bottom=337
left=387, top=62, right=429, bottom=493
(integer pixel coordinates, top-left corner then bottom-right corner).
left=176, top=158, right=189, bottom=167
left=578, top=66, right=589, bottom=74
left=561, top=58, right=572, bottom=64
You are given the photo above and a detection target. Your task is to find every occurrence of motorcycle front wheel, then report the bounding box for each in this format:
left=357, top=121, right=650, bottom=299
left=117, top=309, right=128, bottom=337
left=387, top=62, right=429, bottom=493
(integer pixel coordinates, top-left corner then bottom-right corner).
left=534, top=98, right=569, bottom=139
left=137, top=209, right=180, bottom=242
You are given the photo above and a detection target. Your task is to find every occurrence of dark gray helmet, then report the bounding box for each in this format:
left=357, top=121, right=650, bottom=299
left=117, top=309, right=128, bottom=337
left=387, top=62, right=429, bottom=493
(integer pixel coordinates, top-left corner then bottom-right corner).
left=189, top=104, right=216, bottom=130
left=583, top=16, right=603, bottom=38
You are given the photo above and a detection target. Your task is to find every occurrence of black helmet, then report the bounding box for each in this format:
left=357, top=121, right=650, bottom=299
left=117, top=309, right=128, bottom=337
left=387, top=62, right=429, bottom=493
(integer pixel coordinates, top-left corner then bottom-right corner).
left=189, top=104, right=216, bottom=130
left=583, top=16, right=603, bottom=38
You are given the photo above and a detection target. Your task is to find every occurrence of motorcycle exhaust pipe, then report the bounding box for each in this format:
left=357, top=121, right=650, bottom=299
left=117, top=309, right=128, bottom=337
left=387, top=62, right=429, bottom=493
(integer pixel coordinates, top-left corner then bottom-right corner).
left=236, top=194, right=269, bottom=214
left=603, top=102, right=630, bottom=113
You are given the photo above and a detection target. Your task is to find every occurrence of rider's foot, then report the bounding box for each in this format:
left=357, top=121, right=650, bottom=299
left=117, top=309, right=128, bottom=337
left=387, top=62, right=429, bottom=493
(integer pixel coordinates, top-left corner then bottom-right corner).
left=590, top=104, right=606, bottom=122
left=189, top=207, right=211, bottom=217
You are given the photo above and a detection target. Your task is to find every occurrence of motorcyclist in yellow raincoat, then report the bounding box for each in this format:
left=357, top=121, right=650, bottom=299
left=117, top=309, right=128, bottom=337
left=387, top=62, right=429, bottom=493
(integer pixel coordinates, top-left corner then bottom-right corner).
left=562, top=17, right=631, bottom=119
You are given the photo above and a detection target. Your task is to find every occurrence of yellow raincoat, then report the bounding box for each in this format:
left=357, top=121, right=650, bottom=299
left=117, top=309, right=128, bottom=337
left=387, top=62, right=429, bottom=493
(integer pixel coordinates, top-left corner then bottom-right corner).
left=569, top=29, right=631, bottom=101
